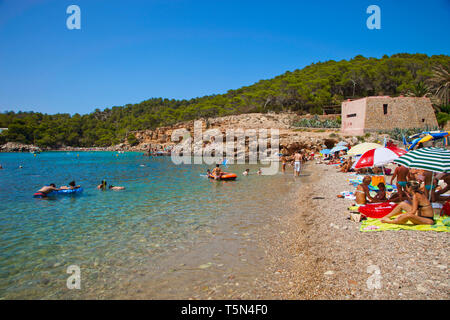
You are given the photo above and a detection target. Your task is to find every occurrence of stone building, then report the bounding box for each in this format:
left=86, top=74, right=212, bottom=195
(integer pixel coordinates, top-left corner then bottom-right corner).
left=341, top=96, right=438, bottom=135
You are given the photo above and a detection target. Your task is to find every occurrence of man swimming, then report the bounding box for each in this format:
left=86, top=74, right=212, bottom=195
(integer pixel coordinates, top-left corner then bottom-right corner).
left=355, top=176, right=376, bottom=205
left=293, top=151, right=302, bottom=176
left=390, top=165, right=409, bottom=201
left=33, top=184, right=61, bottom=198
left=242, top=169, right=250, bottom=176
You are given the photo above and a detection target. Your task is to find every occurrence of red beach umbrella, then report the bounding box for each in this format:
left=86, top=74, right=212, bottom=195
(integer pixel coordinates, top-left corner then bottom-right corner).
left=354, top=146, right=407, bottom=169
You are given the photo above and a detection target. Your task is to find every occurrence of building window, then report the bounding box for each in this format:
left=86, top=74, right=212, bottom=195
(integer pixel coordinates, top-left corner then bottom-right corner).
left=383, top=104, right=388, bottom=115
left=422, top=118, right=425, bottom=122
left=347, top=113, right=357, bottom=118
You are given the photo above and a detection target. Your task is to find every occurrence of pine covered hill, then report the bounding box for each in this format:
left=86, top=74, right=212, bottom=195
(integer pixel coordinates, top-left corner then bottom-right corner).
left=1, top=53, right=449, bottom=148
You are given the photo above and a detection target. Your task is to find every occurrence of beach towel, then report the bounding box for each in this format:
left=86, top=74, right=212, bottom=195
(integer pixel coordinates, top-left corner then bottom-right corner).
left=360, top=216, right=450, bottom=232
left=340, top=191, right=356, bottom=200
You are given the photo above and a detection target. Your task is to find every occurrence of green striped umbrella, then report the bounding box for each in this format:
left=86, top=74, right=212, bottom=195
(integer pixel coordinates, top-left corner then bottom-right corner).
left=394, top=147, right=450, bottom=173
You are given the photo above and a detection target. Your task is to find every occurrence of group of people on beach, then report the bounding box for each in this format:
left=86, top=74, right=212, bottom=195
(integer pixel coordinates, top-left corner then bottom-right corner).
left=353, top=165, right=450, bottom=225
left=280, top=149, right=315, bottom=176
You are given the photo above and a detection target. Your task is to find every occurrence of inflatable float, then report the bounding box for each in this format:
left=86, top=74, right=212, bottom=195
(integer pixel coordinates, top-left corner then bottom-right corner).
left=207, top=173, right=237, bottom=181
left=358, top=202, right=398, bottom=219
left=33, top=187, right=83, bottom=198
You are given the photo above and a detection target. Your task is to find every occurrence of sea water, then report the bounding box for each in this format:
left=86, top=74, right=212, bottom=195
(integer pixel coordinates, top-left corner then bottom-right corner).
left=0, top=152, right=306, bottom=299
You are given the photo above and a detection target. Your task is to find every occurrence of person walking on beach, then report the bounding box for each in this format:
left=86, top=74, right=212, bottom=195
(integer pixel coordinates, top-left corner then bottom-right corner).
left=293, top=151, right=302, bottom=176
left=390, top=165, right=410, bottom=201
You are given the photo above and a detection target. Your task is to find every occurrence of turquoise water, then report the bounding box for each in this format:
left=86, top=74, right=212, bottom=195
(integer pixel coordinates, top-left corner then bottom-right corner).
left=0, top=152, right=303, bottom=299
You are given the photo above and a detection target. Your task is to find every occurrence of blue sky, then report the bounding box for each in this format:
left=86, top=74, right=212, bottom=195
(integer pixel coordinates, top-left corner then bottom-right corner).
left=0, top=0, right=449, bottom=115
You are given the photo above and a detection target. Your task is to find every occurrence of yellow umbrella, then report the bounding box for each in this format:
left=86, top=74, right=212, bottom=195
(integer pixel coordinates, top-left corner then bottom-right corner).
left=347, top=142, right=383, bottom=156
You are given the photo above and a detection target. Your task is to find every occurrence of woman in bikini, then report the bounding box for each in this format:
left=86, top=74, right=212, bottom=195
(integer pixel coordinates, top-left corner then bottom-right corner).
left=380, top=181, right=434, bottom=225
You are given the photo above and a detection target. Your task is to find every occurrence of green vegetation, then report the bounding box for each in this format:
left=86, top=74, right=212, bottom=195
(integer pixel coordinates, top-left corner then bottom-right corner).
left=1, top=53, right=449, bottom=148
left=293, top=115, right=340, bottom=128
left=380, top=126, right=440, bottom=142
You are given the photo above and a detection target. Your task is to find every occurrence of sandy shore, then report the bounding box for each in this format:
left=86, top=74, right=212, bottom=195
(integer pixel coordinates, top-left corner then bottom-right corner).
left=260, top=163, right=449, bottom=300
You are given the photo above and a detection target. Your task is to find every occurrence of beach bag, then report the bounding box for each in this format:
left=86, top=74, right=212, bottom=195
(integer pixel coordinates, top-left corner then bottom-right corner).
left=440, top=199, right=450, bottom=217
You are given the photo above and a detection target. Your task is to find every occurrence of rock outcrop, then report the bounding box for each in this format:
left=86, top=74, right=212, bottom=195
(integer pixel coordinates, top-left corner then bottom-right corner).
left=0, top=142, right=41, bottom=153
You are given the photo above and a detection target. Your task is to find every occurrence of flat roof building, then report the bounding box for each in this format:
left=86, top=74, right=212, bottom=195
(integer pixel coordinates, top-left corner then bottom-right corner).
left=341, top=96, right=438, bottom=135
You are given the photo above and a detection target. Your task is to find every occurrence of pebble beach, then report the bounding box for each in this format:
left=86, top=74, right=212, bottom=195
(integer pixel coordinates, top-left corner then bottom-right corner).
left=260, top=162, right=449, bottom=300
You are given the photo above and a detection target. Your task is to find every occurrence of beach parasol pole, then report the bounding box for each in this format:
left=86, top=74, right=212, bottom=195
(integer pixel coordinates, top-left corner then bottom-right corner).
left=429, top=171, right=434, bottom=202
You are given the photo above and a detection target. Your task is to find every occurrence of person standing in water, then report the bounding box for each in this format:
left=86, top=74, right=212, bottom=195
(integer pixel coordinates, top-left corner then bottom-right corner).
left=97, top=180, right=107, bottom=190
left=211, top=164, right=223, bottom=180
left=293, top=151, right=302, bottom=176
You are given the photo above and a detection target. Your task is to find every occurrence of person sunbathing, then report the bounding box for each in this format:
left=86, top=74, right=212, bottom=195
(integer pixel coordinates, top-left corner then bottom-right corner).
left=380, top=181, right=434, bottom=225
left=372, top=183, right=387, bottom=202
left=434, top=173, right=450, bottom=202
left=340, top=157, right=353, bottom=173
left=355, top=176, right=376, bottom=205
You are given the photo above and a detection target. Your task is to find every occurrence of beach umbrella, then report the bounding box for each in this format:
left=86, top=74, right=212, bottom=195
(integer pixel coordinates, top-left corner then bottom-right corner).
left=354, top=146, right=407, bottom=169
left=320, top=149, right=331, bottom=155
left=394, top=147, right=450, bottom=173
left=394, top=147, right=450, bottom=200
left=347, top=143, right=383, bottom=156
left=329, top=145, right=348, bottom=154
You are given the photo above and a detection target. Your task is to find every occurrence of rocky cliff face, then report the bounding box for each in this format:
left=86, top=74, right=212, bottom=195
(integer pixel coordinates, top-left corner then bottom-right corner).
left=124, top=112, right=352, bottom=155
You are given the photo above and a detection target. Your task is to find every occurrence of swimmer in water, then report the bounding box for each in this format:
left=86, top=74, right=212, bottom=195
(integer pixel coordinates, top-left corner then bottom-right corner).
left=33, top=184, right=61, bottom=198
left=243, top=169, right=250, bottom=176
left=97, top=180, right=107, bottom=190
left=109, top=185, right=125, bottom=190
left=60, top=180, right=80, bottom=190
